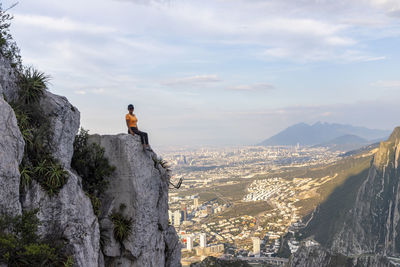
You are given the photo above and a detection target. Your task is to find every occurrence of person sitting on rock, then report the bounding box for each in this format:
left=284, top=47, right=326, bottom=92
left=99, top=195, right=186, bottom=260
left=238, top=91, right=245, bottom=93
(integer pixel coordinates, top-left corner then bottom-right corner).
left=126, top=104, right=152, bottom=151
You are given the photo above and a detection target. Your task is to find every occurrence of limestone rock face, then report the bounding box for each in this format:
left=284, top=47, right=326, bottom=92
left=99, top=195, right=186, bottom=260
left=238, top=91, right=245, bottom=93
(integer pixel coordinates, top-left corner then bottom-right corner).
left=21, top=91, right=100, bottom=266
left=290, top=245, right=397, bottom=267
left=89, top=134, right=181, bottom=267
left=40, top=91, right=80, bottom=167
left=0, top=97, right=24, bottom=216
left=22, top=172, right=100, bottom=267
left=331, top=127, right=400, bottom=257
left=0, top=54, right=19, bottom=102
left=291, top=127, right=400, bottom=266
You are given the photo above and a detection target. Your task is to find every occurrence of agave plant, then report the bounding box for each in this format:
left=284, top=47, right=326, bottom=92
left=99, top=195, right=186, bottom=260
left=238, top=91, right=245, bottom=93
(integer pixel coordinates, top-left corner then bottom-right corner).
left=109, top=210, right=133, bottom=243
left=33, top=159, right=48, bottom=177
left=43, top=163, right=68, bottom=196
left=17, top=67, right=50, bottom=104
left=20, top=165, right=33, bottom=188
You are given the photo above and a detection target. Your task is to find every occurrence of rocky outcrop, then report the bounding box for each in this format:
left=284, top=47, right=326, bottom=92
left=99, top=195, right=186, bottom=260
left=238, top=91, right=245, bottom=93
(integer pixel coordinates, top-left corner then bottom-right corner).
left=22, top=172, right=101, bottom=266
left=0, top=54, right=18, bottom=102
left=0, top=97, right=24, bottom=216
left=290, top=245, right=397, bottom=267
left=331, top=127, right=400, bottom=257
left=21, top=91, right=101, bottom=266
left=40, top=91, right=80, bottom=167
left=89, top=134, right=181, bottom=267
left=291, top=127, right=400, bottom=266
left=0, top=44, right=180, bottom=266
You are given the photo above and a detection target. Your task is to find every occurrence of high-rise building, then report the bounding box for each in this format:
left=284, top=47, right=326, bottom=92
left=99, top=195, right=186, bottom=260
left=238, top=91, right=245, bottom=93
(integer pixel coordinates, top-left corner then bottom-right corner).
left=187, top=235, right=193, bottom=251
left=252, top=237, right=261, bottom=256
left=199, top=233, right=207, bottom=248
left=173, top=210, right=181, bottom=226
left=194, top=198, right=199, bottom=209
left=181, top=203, right=187, bottom=221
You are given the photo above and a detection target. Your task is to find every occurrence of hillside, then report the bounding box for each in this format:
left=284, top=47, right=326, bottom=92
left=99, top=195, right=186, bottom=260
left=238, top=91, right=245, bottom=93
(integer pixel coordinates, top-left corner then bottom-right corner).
left=314, top=134, right=370, bottom=151
left=290, top=126, right=400, bottom=267
left=258, top=122, right=389, bottom=146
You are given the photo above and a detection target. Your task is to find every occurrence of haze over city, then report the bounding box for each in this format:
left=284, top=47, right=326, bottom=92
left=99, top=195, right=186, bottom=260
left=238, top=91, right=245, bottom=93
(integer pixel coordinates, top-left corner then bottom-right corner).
left=3, top=0, right=400, bottom=146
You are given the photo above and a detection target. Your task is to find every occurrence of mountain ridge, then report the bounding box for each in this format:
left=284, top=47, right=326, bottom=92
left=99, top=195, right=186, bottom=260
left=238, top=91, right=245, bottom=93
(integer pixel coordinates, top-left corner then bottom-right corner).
left=258, top=122, right=389, bottom=146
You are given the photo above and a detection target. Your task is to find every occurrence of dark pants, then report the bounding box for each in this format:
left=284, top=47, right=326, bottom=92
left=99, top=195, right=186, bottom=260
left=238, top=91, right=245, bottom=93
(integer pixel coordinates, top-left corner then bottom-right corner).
left=129, top=127, right=149, bottom=145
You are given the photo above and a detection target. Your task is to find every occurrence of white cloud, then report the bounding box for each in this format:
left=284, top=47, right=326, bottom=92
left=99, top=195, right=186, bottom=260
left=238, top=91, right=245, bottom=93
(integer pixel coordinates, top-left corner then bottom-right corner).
left=371, top=80, right=400, bottom=87
left=14, top=14, right=116, bottom=34
left=162, top=75, right=220, bottom=87
left=227, top=83, right=274, bottom=92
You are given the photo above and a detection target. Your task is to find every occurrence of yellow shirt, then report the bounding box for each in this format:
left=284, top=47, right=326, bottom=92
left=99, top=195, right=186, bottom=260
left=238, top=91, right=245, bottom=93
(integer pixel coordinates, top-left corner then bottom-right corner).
left=126, top=113, right=138, bottom=128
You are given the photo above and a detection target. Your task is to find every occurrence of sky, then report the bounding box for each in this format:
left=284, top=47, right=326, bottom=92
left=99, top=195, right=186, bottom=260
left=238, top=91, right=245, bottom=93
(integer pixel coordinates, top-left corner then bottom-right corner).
left=2, top=0, right=400, bottom=147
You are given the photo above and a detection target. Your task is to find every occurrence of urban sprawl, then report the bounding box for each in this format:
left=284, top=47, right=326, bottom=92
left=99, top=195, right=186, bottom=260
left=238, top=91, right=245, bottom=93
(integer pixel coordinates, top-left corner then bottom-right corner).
left=161, top=146, right=341, bottom=266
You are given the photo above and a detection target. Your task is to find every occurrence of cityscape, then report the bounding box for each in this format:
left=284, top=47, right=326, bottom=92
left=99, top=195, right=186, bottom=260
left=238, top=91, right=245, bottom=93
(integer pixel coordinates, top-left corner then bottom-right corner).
left=162, top=146, right=343, bottom=266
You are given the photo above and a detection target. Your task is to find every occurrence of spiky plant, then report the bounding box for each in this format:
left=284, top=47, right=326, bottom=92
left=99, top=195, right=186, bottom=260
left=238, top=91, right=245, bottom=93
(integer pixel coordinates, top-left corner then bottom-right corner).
left=43, top=163, right=68, bottom=196
left=17, top=67, right=50, bottom=104
left=109, top=208, right=133, bottom=244
left=20, top=165, right=33, bottom=188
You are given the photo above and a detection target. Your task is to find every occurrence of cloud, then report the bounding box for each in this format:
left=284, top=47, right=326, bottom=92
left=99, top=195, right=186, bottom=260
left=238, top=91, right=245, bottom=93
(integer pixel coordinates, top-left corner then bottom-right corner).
left=227, top=83, right=274, bottom=92
left=371, top=80, right=400, bottom=87
left=14, top=14, right=116, bottom=34
left=162, top=75, right=220, bottom=87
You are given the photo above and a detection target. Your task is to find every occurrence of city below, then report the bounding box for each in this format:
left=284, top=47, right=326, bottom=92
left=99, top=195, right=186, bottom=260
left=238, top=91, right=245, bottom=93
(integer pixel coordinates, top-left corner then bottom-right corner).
left=161, top=145, right=347, bottom=266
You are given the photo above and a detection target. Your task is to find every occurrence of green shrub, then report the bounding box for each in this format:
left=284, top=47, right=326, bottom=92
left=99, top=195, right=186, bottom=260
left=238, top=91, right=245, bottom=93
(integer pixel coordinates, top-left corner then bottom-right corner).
left=109, top=205, right=133, bottom=244
left=0, top=210, right=72, bottom=266
left=0, top=4, right=22, bottom=69
left=9, top=69, right=68, bottom=197
left=72, top=128, right=116, bottom=215
left=17, top=67, right=50, bottom=105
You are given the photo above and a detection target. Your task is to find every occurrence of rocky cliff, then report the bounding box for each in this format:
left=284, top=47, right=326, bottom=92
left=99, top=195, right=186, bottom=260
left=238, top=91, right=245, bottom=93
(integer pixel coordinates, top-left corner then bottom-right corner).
left=89, top=134, right=181, bottom=266
left=0, top=53, right=181, bottom=266
left=290, top=127, right=400, bottom=266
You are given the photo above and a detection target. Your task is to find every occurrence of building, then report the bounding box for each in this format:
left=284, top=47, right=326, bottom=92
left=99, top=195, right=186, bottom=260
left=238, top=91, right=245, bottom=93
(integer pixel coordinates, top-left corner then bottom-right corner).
left=174, top=210, right=181, bottom=226
left=252, top=237, right=261, bottom=256
left=181, top=203, right=187, bottom=221
left=194, top=198, right=199, bottom=208
left=199, top=233, right=207, bottom=248
left=168, top=210, right=173, bottom=224
left=187, top=235, right=193, bottom=251
left=206, top=205, right=213, bottom=215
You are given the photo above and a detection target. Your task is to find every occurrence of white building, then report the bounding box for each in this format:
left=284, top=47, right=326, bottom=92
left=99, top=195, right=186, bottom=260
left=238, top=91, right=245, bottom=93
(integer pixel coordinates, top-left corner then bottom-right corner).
left=199, top=233, right=207, bottom=248
left=174, top=210, right=181, bottom=226
left=168, top=210, right=173, bottom=224
left=187, top=235, right=193, bottom=251
left=252, top=237, right=261, bottom=257
left=194, top=198, right=199, bottom=208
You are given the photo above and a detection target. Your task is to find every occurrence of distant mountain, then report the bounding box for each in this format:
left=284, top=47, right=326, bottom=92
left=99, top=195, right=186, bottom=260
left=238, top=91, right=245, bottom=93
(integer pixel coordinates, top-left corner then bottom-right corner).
left=315, top=134, right=369, bottom=152
left=258, top=122, right=390, bottom=146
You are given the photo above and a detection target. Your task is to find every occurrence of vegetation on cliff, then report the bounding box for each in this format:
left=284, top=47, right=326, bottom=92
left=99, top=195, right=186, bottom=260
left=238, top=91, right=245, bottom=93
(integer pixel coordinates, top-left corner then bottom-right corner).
left=71, top=128, right=115, bottom=216
left=0, top=4, right=21, bottom=69
left=0, top=209, right=73, bottom=266
left=0, top=5, right=69, bottom=197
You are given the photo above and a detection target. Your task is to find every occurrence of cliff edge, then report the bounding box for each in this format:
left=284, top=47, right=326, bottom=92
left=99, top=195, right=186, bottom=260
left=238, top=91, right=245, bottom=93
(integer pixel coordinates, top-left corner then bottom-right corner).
left=0, top=51, right=181, bottom=266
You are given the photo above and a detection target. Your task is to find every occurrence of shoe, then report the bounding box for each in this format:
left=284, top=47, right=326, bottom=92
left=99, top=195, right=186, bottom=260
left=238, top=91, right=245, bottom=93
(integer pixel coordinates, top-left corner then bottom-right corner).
left=145, top=146, right=153, bottom=152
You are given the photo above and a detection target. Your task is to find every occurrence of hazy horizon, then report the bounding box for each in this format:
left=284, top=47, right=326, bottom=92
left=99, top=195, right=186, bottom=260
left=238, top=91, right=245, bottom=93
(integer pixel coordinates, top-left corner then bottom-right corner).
left=3, top=0, right=400, bottom=147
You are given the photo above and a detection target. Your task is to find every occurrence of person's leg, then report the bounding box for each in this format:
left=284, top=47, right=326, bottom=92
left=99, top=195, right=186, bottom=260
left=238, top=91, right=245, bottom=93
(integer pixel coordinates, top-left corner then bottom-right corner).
left=131, top=127, right=149, bottom=146
left=131, top=127, right=144, bottom=144
left=142, top=131, right=149, bottom=145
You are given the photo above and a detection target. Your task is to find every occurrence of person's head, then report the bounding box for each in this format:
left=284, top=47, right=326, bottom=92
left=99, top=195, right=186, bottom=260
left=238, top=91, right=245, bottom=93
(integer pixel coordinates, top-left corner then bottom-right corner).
left=128, top=104, right=134, bottom=112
